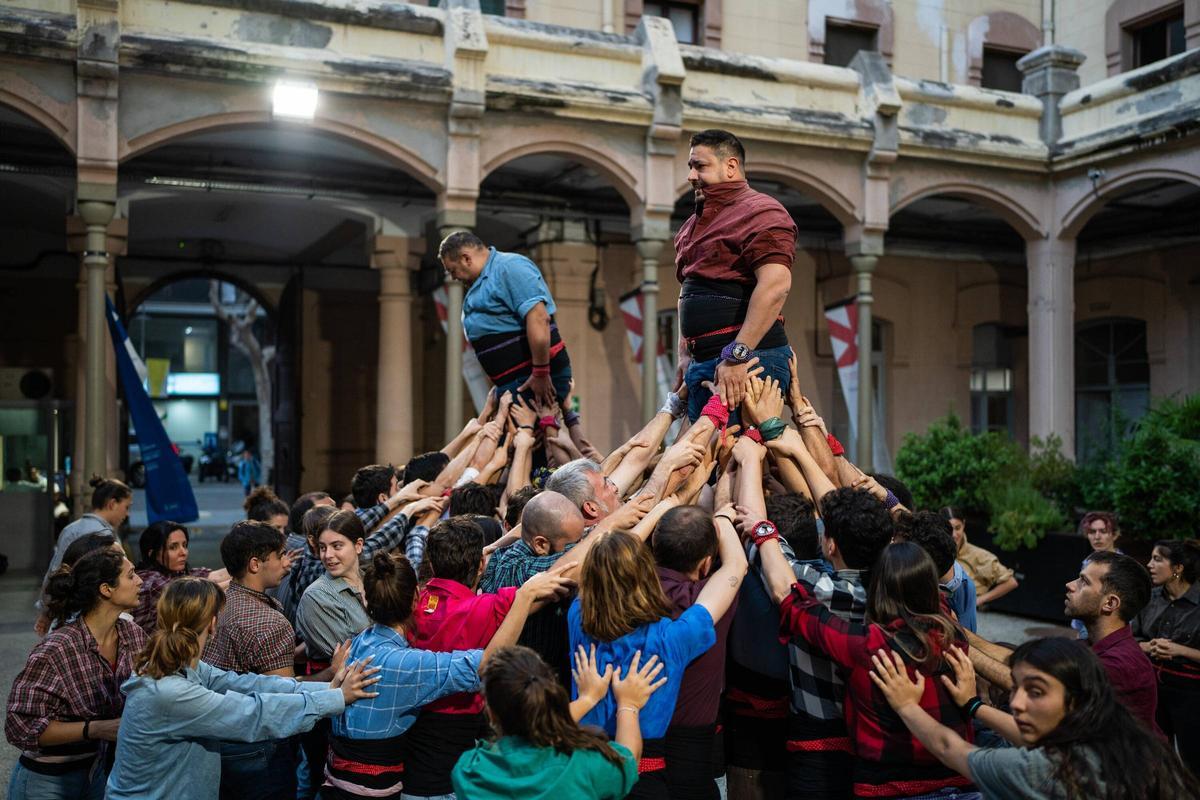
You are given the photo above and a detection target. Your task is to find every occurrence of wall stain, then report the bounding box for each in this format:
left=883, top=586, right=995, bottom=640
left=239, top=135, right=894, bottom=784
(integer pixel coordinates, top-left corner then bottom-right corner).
left=232, top=13, right=332, bottom=49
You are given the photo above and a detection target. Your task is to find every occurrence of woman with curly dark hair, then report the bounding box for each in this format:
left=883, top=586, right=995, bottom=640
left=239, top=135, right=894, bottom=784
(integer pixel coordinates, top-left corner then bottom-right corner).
left=7, top=549, right=146, bottom=798
left=871, top=635, right=1200, bottom=799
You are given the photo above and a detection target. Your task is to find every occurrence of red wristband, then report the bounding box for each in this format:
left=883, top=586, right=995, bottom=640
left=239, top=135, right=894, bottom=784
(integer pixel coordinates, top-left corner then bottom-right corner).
left=744, top=427, right=764, bottom=444
left=531, top=364, right=551, bottom=378
left=538, top=415, right=559, bottom=430
left=701, top=395, right=730, bottom=426
left=826, top=433, right=845, bottom=456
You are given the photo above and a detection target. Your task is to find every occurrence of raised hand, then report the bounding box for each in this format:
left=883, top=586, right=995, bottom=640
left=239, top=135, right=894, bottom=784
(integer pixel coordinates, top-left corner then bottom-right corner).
left=572, top=644, right=613, bottom=708
left=786, top=347, right=805, bottom=411
left=476, top=387, right=499, bottom=425
left=743, top=375, right=785, bottom=426
left=509, top=395, right=538, bottom=430
left=518, top=568, right=576, bottom=603
left=606, top=492, right=658, bottom=531
left=869, top=649, right=924, bottom=711
left=939, top=646, right=978, bottom=707
left=329, top=640, right=352, bottom=683
left=612, top=650, right=668, bottom=710
left=338, top=657, right=382, bottom=706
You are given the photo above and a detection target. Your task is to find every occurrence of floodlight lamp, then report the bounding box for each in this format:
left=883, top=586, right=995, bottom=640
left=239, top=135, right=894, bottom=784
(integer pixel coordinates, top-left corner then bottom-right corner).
left=272, top=81, right=318, bottom=121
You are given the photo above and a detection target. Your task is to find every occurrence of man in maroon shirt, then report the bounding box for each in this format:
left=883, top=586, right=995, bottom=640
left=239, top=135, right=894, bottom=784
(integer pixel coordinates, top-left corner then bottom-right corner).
left=1064, top=549, right=1161, bottom=733
left=651, top=504, right=738, bottom=800
left=674, top=129, right=797, bottom=419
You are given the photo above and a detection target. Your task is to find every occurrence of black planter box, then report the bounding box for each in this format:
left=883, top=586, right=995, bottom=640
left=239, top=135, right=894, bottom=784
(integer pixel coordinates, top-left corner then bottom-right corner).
left=965, top=519, right=1082, bottom=623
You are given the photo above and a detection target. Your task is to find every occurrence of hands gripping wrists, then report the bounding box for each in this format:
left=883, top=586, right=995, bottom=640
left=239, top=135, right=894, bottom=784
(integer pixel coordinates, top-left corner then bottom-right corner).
left=660, top=391, right=687, bottom=419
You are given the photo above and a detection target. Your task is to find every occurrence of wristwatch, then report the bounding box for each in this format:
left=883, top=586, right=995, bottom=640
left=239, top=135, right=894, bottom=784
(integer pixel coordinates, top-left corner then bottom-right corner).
left=720, top=341, right=753, bottom=364
left=750, top=520, right=780, bottom=547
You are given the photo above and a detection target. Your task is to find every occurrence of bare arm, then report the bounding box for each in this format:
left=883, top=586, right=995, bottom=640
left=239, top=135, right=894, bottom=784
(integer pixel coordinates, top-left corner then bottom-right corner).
left=442, top=418, right=483, bottom=458
left=769, top=447, right=814, bottom=503
left=735, top=264, right=790, bottom=350
left=607, top=412, right=676, bottom=496
left=977, top=577, right=1019, bottom=607
left=694, top=516, right=748, bottom=623
left=765, top=428, right=837, bottom=511
left=964, top=630, right=1014, bottom=691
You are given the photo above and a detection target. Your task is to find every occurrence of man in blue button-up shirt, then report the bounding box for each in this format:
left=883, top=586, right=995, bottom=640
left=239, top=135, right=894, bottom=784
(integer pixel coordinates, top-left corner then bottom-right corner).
left=438, top=231, right=571, bottom=407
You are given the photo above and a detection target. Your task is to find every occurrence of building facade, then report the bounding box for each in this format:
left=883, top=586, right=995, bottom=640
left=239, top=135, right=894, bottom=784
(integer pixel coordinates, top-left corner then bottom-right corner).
left=1, top=0, right=1198, bottom=567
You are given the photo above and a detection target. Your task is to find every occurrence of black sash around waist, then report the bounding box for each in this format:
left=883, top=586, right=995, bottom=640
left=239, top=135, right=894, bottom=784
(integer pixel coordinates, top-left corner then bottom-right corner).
left=679, top=278, right=786, bottom=360
left=324, top=733, right=406, bottom=799
left=400, top=711, right=490, bottom=796
left=469, top=319, right=570, bottom=384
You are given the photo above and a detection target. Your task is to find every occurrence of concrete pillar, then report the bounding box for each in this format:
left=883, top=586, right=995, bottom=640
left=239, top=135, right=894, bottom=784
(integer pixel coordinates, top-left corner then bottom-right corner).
left=849, top=255, right=878, bottom=471
left=77, top=200, right=116, bottom=486
left=1027, top=237, right=1077, bottom=457
left=372, top=234, right=417, bottom=463
left=527, top=220, right=597, bottom=409
left=442, top=269, right=466, bottom=444
left=1018, top=45, right=1086, bottom=146
left=635, top=239, right=666, bottom=422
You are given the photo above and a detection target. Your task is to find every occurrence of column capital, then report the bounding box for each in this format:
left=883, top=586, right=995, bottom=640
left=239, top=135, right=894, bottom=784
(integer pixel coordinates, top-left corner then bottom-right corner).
left=848, top=254, right=879, bottom=274
left=1018, top=44, right=1087, bottom=145
left=635, top=238, right=668, bottom=262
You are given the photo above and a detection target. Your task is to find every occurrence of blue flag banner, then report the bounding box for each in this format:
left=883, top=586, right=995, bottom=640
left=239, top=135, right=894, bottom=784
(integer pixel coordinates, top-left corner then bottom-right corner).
left=105, top=297, right=199, bottom=523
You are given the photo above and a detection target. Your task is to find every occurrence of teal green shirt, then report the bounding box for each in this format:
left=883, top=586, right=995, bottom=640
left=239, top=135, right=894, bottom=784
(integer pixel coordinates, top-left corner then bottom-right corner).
left=452, top=736, right=637, bottom=800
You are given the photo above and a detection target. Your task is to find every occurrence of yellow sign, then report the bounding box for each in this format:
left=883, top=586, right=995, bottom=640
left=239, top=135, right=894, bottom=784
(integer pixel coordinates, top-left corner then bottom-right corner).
left=146, top=358, right=170, bottom=398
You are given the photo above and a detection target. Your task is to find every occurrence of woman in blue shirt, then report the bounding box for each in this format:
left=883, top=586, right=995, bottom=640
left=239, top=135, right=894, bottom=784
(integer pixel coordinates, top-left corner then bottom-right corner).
left=325, top=551, right=572, bottom=799
left=568, top=516, right=747, bottom=799
left=105, top=578, right=380, bottom=800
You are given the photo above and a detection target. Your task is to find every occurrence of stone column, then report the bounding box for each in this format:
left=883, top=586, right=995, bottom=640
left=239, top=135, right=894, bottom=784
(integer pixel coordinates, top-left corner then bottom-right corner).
left=635, top=239, right=667, bottom=422
left=68, top=204, right=123, bottom=498
left=527, top=220, right=597, bottom=409
left=1018, top=45, right=1086, bottom=146
left=372, top=234, right=417, bottom=463
left=437, top=227, right=468, bottom=443
left=1027, top=237, right=1077, bottom=457
left=848, top=254, right=878, bottom=471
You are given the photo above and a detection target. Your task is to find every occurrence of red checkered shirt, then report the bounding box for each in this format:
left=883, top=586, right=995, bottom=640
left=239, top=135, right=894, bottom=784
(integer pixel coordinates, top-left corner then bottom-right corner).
left=201, top=581, right=295, bottom=674
left=133, top=567, right=211, bottom=634
left=778, top=583, right=976, bottom=799
left=5, top=618, right=147, bottom=760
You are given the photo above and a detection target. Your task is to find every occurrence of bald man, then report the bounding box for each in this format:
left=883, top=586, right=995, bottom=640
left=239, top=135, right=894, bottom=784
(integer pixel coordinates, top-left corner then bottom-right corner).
left=478, top=490, right=584, bottom=684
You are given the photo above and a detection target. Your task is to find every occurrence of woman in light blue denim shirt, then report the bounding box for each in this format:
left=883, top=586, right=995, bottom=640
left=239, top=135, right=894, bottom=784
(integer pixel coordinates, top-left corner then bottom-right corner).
left=105, top=577, right=380, bottom=800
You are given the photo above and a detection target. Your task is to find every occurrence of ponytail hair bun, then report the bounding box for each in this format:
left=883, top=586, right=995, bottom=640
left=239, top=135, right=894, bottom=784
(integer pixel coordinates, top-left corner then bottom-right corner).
left=88, top=477, right=132, bottom=510
left=44, top=549, right=125, bottom=628
left=363, top=551, right=416, bottom=628
left=136, top=577, right=224, bottom=679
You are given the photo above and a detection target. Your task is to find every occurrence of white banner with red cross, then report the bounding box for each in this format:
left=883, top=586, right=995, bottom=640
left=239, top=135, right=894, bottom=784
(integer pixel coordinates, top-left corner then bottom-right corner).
left=618, top=288, right=673, bottom=407
left=824, top=298, right=892, bottom=471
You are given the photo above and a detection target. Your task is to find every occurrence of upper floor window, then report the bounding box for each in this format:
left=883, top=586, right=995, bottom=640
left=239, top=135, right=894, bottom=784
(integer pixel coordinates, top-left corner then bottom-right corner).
left=429, top=0, right=507, bottom=15
left=643, top=0, right=700, bottom=44
left=1130, top=8, right=1186, bottom=67
left=823, top=21, right=878, bottom=67
left=981, top=47, right=1026, bottom=92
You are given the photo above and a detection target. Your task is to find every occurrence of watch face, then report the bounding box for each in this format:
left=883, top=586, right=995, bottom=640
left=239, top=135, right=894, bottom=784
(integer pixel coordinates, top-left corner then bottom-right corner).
left=755, top=523, right=773, bottom=538
left=732, top=343, right=751, bottom=361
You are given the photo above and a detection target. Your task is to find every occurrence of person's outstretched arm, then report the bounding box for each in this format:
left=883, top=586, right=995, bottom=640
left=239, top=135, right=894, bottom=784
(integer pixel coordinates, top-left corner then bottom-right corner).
left=694, top=514, right=748, bottom=624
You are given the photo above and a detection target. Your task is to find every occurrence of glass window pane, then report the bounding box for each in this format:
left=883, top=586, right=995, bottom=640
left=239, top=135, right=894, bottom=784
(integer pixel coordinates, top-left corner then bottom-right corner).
left=824, top=22, right=878, bottom=67
left=981, top=48, right=1025, bottom=92
left=644, top=1, right=664, bottom=17
left=1168, top=17, right=1186, bottom=56
left=987, top=395, right=1009, bottom=428
left=668, top=7, right=696, bottom=43
left=1115, top=359, right=1150, bottom=385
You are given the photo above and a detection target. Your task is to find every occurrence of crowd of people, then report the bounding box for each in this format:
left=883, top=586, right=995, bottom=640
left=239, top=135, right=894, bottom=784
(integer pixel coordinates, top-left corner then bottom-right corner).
left=7, top=128, right=1200, bottom=799
left=8, top=369, right=1200, bottom=800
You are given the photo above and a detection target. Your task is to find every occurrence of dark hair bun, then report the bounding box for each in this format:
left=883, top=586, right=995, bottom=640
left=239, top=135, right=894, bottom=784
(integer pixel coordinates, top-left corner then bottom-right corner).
left=89, top=475, right=105, bottom=489
left=371, top=551, right=395, bottom=575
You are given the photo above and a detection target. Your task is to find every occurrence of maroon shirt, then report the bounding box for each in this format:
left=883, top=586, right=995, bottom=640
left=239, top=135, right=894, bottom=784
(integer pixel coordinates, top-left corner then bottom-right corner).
left=673, top=180, right=797, bottom=284
left=657, top=566, right=737, bottom=727
left=1091, top=625, right=1161, bottom=734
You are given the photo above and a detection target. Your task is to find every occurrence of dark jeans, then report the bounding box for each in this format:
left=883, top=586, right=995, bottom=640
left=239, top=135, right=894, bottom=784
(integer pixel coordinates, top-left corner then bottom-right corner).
left=685, top=345, right=793, bottom=425
left=218, top=737, right=298, bottom=800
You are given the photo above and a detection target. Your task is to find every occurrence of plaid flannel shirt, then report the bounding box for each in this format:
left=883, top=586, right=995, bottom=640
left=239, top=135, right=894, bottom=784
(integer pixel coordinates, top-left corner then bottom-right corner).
left=778, top=584, right=975, bottom=797
left=133, top=567, right=211, bottom=633
left=6, top=618, right=147, bottom=761
left=748, top=538, right=868, bottom=723
left=202, top=582, right=295, bottom=674
left=477, top=538, right=574, bottom=593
